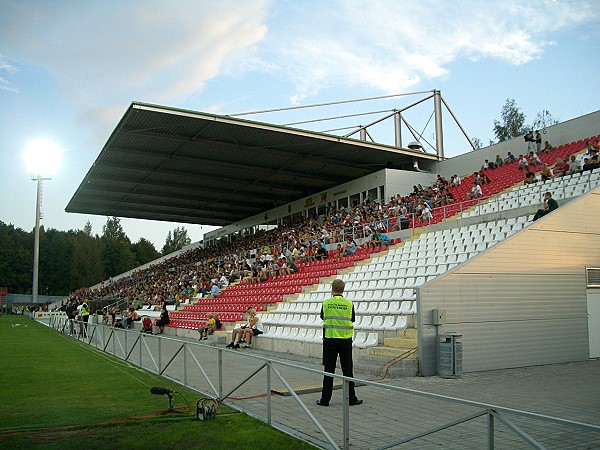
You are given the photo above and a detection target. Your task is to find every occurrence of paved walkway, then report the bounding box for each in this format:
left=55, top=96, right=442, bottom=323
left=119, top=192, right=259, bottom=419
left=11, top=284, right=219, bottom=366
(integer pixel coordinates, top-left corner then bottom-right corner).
left=55, top=320, right=600, bottom=449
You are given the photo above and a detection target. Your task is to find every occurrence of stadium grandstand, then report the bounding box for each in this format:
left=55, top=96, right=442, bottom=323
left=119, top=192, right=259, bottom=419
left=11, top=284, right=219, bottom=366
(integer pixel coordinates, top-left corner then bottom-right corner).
left=62, top=93, right=600, bottom=377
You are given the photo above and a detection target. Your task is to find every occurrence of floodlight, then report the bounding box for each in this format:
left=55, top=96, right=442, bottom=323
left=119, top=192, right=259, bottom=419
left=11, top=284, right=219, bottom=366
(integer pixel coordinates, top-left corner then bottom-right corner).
left=24, top=138, right=61, bottom=178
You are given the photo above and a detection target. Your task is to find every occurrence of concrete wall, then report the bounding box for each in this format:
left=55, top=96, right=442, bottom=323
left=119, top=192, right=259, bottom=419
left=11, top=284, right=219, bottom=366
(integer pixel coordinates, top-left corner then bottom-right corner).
left=418, top=186, right=600, bottom=375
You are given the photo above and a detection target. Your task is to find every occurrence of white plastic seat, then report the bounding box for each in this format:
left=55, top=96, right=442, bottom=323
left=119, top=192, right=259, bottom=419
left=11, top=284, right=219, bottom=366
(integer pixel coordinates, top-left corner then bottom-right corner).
left=387, top=315, right=408, bottom=330
left=376, top=301, right=389, bottom=314
left=305, top=328, right=316, bottom=342
left=353, top=331, right=367, bottom=348
left=364, top=332, right=379, bottom=347
left=357, top=302, right=368, bottom=314
left=312, top=328, right=323, bottom=343
left=401, top=289, right=416, bottom=300
left=387, top=301, right=401, bottom=313
left=371, top=290, right=384, bottom=301
left=295, top=328, right=308, bottom=342
left=371, top=315, right=386, bottom=330
left=381, top=315, right=397, bottom=330
left=353, top=315, right=363, bottom=329
left=367, top=301, right=379, bottom=314
left=359, top=315, right=373, bottom=330
left=399, top=301, right=413, bottom=314
left=287, top=327, right=299, bottom=340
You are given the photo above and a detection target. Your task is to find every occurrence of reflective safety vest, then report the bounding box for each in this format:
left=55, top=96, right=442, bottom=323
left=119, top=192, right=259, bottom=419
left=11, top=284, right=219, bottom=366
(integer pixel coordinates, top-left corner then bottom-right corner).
left=322, top=295, right=353, bottom=339
left=81, top=303, right=90, bottom=317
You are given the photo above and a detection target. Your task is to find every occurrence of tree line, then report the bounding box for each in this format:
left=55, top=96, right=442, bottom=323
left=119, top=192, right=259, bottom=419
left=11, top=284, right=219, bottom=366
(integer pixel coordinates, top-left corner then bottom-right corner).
left=0, top=217, right=191, bottom=296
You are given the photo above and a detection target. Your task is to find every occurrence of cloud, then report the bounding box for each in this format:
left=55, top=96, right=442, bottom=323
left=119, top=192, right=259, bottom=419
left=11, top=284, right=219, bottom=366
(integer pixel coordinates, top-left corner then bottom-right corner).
left=260, top=0, right=599, bottom=103
left=0, top=54, right=19, bottom=92
left=0, top=0, right=269, bottom=128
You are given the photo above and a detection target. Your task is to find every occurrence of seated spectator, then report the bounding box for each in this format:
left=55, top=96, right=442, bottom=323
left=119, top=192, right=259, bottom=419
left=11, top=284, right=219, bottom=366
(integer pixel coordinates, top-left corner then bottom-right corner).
left=475, top=170, right=491, bottom=185
left=449, top=174, right=461, bottom=188
left=218, top=273, right=229, bottom=288
left=267, top=260, right=280, bottom=280
left=505, top=151, right=516, bottom=164
left=279, top=257, right=298, bottom=276
left=482, top=159, right=494, bottom=170
left=315, top=243, right=329, bottom=260
left=225, top=308, right=263, bottom=349
left=582, top=157, right=593, bottom=172
left=155, top=305, right=170, bottom=334
left=584, top=140, right=595, bottom=156
left=343, top=237, right=358, bottom=256
left=589, top=152, right=600, bottom=171
left=420, top=204, right=433, bottom=222
left=540, top=164, right=553, bottom=182
left=467, top=181, right=483, bottom=199
left=517, top=155, right=528, bottom=170
left=198, top=313, right=221, bottom=340
left=533, top=192, right=559, bottom=221
left=524, top=171, right=537, bottom=185
left=334, top=243, right=344, bottom=259
left=209, top=282, right=221, bottom=297
left=567, top=155, right=581, bottom=175
left=528, top=151, right=542, bottom=167
left=495, top=154, right=504, bottom=167
left=542, top=141, right=554, bottom=153
left=552, top=158, right=569, bottom=178
left=366, top=231, right=391, bottom=248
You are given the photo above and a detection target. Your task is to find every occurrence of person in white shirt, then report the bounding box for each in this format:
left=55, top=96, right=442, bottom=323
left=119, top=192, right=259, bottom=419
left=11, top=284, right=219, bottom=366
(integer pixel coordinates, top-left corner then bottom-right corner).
left=467, top=182, right=483, bottom=198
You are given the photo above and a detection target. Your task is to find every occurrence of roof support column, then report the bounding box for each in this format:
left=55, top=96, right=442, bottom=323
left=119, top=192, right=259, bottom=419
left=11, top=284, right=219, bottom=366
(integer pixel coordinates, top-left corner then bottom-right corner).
left=394, top=111, right=402, bottom=148
left=434, top=90, right=444, bottom=159
left=359, top=127, right=367, bottom=141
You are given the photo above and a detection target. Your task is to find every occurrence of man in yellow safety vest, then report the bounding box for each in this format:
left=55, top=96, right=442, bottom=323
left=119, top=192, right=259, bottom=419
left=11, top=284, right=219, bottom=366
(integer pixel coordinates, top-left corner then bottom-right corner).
left=316, top=279, right=362, bottom=407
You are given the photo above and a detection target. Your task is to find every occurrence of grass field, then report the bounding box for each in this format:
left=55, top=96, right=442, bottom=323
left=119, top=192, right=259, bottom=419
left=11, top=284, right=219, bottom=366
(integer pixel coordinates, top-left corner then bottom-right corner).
left=0, top=315, right=314, bottom=449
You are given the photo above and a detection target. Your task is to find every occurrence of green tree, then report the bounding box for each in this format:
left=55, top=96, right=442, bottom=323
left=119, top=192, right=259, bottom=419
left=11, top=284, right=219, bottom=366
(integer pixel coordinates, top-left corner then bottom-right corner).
left=162, top=226, right=191, bottom=255
left=101, top=217, right=136, bottom=278
left=0, top=221, right=32, bottom=294
left=132, top=238, right=161, bottom=266
left=70, top=229, right=104, bottom=289
left=529, top=110, right=559, bottom=132
left=493, top=98, right=527, bottom=142
left=471, top=138, right=483, bottom=149
left=38, top=227, right=73, bottom=295
left=102, top=216, right=130, bottom=243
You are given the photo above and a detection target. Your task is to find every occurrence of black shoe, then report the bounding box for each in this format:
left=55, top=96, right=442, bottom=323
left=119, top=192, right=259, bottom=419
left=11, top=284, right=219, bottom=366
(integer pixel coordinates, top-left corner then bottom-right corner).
left=233, top=343, right=240, bottom=349
left=349, top=399, right=363, bottom=406
left=225, top=342, right=234, bottom=348
left=239, top=339, right=246, bottom=344
left=316, top=399, right=329, bottom=407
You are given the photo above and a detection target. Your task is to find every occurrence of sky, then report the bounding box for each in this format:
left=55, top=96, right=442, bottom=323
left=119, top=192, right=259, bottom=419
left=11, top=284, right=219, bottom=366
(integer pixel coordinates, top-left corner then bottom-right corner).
left=1, top=0, right=599, bottom=250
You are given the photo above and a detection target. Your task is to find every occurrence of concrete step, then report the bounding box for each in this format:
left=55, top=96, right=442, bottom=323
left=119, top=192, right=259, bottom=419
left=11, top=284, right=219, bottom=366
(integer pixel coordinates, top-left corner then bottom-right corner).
left=354, top=353, right=418, bottom=378
left=368, top=346, right=418, bottom=359
left=396, top=328, right=418, bottom=339
left=385, top=337, right=419, bottom=348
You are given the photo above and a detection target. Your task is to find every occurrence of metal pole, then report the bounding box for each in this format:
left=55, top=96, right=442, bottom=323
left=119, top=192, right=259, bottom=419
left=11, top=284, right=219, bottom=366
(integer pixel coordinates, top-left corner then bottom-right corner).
left=487, top=410, right=495, bottom=450
left=434, top=90, right=444, bottom=159
left=394, top=111, right=403, bottom=148
left=32, top=175, right=42, bottom=304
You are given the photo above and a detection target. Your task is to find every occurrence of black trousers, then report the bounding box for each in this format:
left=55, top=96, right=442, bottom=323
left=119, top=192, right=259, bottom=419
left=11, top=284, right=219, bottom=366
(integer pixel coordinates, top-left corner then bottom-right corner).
left=320, top=337, right=358, bottom=402
left=533, top=208, right=549, bottom=221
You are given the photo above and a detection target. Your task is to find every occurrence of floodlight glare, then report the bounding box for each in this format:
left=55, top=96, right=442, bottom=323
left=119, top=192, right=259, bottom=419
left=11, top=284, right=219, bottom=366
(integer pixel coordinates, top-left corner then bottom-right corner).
left=24, top=138, right=61, bottom=178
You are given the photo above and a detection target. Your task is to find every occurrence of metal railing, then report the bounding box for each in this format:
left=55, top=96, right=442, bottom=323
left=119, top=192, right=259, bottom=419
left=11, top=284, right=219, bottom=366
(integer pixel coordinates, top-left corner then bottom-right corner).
left=42, top=314, right=600, bottom=450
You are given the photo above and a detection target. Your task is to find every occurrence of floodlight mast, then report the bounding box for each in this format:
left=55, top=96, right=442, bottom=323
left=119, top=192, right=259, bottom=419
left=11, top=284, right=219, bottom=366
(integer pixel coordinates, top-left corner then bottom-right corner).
left=31, top=174, right=50, bottom=304
left=25, top=138, right=58, bottom=305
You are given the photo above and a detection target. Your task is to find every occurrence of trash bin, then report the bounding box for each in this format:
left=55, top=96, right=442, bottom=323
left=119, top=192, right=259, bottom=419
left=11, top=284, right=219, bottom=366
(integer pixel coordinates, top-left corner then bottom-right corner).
left=438, top=332, right=462, bottom=378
